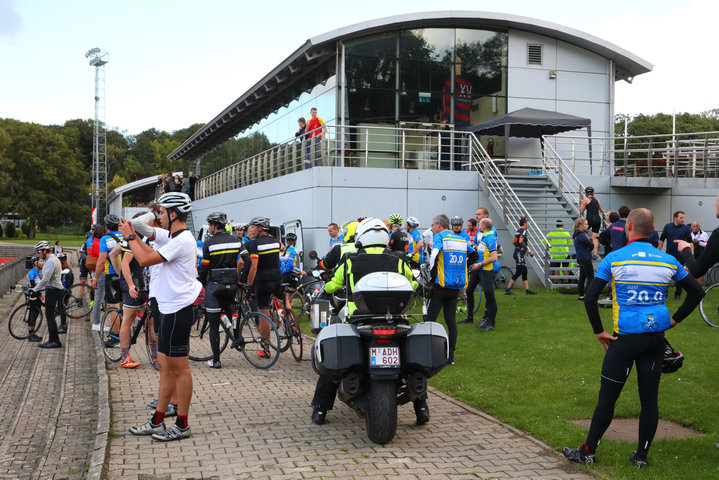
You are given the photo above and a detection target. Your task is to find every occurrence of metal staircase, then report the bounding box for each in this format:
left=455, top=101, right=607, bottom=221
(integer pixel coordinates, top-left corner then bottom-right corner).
left=504, top=174, right=575, bottom=232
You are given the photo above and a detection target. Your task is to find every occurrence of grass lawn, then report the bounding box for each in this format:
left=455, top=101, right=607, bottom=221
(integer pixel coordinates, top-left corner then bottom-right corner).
left=300, top=288, right=719, bottom=479
left=1, top=234, right=86, bottom=247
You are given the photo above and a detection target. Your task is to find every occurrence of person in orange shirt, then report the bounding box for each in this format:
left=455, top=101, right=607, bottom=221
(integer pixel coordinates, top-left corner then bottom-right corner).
left=305, top=107, right=325, bottom=168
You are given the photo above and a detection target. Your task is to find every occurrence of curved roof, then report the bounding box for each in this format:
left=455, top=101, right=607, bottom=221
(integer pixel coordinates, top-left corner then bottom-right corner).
left=169, top=11, right=652, bottom=162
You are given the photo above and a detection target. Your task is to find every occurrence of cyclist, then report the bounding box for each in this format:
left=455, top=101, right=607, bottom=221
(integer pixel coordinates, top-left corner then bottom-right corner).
left=472, top=218, right=501, bottom=332
left=450, top=216, right=470, bottom=242
left=311, top=217, right=422, bottom=425
left=122, top=192, right=201, bottom=442
left=113, top=223, right=151, bottom=369
left=676, top=193, right=719, bottom=279
left=87, top=223, right=105, bottom=329
left=31, top=241, right=64, bottom=348
left=425, top=215, right=476, bottom=364
left=405, top=216, right=424, bottom=268
left=580, top=186, right=605, bottom=253
left=280, top=232, right=301, bottom=313
left=505, top=217, right=537, bottom=295
left=92, top=214, right=124, bottom=337
left=388, top=213, right=410, bottom=256
left=245, top=216, right=282, bottom=358
left=563, top=208, right=703, bottom=468
left=26, top=256, right=44, bottom=342
left=198, top=212, right=242, bottom=369
left=317, top=221, right=358, bottom=272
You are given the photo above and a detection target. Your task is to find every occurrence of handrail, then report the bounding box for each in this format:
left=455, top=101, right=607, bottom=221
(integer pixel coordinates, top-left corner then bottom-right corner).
left=466, top=134, right=552, bottom=287
left=542, top=139, right=585, bottom=219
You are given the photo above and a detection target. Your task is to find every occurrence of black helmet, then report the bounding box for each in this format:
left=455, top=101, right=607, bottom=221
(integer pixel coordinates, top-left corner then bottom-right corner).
left=450, top=216, right=463, bottom=226
left=104, top=214, right=120, bottom=226
left=662, top=339, right=684, bottom=374
left=206, top=212, right=228, bottom=226
left=285, top=232, right=297, bottom=241
left=249, top=216, right=270, bottom=230
left=585, top=186, right=594, bottom=195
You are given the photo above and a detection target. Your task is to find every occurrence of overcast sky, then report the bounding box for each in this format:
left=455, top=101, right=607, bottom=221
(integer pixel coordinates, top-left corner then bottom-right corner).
left=1, top=0, right=716, bottom=135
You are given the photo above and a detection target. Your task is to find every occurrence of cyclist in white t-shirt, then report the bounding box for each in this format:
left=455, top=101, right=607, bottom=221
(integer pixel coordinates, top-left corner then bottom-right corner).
left=120, top=192, right=201, bottom=442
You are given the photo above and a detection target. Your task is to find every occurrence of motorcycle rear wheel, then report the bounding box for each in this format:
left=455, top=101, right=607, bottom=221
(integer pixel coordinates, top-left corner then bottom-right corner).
left=366, top=379, right=397, bottom=444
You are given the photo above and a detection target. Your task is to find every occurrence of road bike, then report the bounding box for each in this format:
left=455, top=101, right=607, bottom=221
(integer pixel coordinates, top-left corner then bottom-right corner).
left=9, top=283, right=92, bottom=340
left=99, top=294, right=158, bottom=368
left=699, top=281, right=719, bottom=327
left=269, top=294, right=303, bottom=361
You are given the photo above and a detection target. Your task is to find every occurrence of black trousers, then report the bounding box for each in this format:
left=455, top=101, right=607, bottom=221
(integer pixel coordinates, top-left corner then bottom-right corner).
left=585, top=333, right=664, bottom=455
left=465, top=269, right=481, bottom=321
left=44, top=288, right=63, bottom=343
left=480, top=271, right=497, bottom=326
left=424, top=285, right=458, bottom=359
left=577, top=259, right=594, bottom=296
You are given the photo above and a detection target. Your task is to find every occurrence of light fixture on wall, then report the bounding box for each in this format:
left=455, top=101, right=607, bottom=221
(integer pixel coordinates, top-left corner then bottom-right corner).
left=549, top=70, right=557, bottom=79
left=363, top=99, right=371, bottom=111
left=409, top=101, right=415, bottom=114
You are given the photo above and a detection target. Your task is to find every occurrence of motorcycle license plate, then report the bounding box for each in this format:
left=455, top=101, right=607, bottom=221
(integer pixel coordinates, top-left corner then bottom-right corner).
left=369, top=347, right=400, bottom=367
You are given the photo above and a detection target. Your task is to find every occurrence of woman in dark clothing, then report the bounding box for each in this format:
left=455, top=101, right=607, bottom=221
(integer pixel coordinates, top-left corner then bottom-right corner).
left=573, top=217, right=595, bottom=300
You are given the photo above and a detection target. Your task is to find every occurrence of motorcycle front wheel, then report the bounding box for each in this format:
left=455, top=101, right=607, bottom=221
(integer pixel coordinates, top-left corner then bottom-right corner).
left=366, top=379, right=398, bottom=445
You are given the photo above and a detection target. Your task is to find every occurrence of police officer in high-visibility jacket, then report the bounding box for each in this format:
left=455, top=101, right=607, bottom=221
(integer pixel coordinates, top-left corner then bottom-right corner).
left=310, top=218, right=422, bottom=426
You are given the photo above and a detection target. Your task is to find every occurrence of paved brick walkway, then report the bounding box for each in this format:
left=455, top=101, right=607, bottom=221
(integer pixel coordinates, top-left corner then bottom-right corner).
left=106, top=338, right=592, bottom=479
left=0, top=251, right=98, bottom=480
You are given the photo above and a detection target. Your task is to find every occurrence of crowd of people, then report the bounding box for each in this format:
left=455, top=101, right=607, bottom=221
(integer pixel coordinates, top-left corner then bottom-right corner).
left=157, top=172, right=199, bottom=200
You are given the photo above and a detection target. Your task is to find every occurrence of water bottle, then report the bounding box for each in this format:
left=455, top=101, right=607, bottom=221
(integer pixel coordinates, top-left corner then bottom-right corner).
left=220, top=314, right=231, bottom=330
left=132, top=314, right=142, bottom=331
left=231, top=312, right=239, bottom=329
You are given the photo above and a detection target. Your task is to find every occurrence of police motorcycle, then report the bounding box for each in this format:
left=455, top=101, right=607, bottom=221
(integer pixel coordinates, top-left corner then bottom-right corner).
left=311, top=221, right=449, bottom=445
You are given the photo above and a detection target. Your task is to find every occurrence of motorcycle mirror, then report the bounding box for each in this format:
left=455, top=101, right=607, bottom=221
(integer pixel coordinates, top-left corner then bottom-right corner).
left=309, top=250, right=318, bottom=260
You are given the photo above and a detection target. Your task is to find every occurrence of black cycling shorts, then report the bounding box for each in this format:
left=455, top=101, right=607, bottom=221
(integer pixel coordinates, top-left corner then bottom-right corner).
left=255, top=279, right=281, bottom=309
left=205, top=281, right=237, bottom=313
left=157, top=304, right=193, bottom=357
left=79, top=258, right=90, bottom=280
left=149, top=298, right=160, bottom=335
left=281, top=272, right=299, bottom=290
left=587, top=217, right=601, bottom=234
left=120, top=277, right=146, bottom=309
left=105, top=273, right=122, bottom=304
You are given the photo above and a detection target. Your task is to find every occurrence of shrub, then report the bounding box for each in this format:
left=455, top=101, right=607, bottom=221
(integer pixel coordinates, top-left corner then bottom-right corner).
left=21, top=222, right=29, bottom=235
left=0, top=222, right=3, bottom=238
left=5, top=222, right=16, bottom=237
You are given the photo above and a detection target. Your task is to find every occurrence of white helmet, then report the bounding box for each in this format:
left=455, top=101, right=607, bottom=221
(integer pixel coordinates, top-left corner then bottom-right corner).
left=406, top=216, right=419, bottom=228
left=355, top=217, right=389, bottom=248
left=158, top=192, right=192, bottom=213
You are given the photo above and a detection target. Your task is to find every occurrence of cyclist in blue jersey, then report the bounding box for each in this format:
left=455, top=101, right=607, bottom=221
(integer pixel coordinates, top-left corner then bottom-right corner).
left=280, top=232, right=301, bottom=312
left=405, top=216, right=424, bottom=268
left=424, top=214, right=477, bottom=365
left=450, top=216, right=470, bottom=242
left=26, top=257, right=44, bottom=342
left=471, top=219, right=501, bottom=332
left=563, top=208, right=703, bottom=469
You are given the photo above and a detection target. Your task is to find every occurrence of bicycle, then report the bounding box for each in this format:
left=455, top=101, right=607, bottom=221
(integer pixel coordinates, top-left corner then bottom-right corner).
left=8, top=291, right=45, bottom=340
left=63, top=283, right=93, bottom=319
left=99, top=295, right=158, bottom=368
left=699, top=282, right=719, bottom=327
left=269, top=294, right=303, bottom=362
left=188, top=293, right=281, bottom=369
left=286, top=271, right=326, bottom=322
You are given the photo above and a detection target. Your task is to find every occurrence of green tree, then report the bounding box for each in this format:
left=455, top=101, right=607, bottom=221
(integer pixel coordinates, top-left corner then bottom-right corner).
left=0, top=222, right=4, bottom=238
left=5, top=222, right=16, bottom=238
left=0, top=119, right=88, bottom=236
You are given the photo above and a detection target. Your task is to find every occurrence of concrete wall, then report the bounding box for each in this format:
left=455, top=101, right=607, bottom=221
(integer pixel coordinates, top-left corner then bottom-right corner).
left=0, top=244, right=35, bottom=296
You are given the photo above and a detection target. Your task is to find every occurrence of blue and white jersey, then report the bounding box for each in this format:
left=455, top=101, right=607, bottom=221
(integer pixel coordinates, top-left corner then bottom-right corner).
left=432, top=230, right=474, bottom=289
left=280, top=245, right=300, bottom=274
left=595, top=239, right=688, bottom=335
left=196, top=240, right=204, bottom=269
left=478, top=232, right=501, bottom=272
left=28, top=267, right=41, bottom=288
left=408, top=228, right=424, bottom=264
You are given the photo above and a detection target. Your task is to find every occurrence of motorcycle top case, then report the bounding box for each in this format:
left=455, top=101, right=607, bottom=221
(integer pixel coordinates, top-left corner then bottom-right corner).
left=352, top=271, right=414, bottom=315
left=403, top=322, right=449, bottom=378
left=314, top=323, right=363, bottom=380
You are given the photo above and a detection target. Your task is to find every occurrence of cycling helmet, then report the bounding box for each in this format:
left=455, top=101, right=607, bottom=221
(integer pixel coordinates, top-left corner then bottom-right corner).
left=355, top=217, right=389, bottom=248
left=56, top=252, right=67, bottom=260
left=389, top=213, right=403, bottom=226
left=585, top=186, right=594, bottom=195
left=157, top=192, right=192, bottom=214
left=206, top=212, right=228, bottom=226
left=356, top=215, right=368, bottom=222
left=342, top=221, right=359, bottom=243
left=104, top=214, right=121, bottom=226
left=285, top=232, right=297, bottom=242
left=248, top=216, right=270, bottom=230
left=662, top=339, right=684, bottom=374
left=450, top=216, right=463, bottom=226
left=406, top=216, right=419, bottom=228
left=34, top=240, right=51, bottom=251
left=31, top=256, right=39, bottom=264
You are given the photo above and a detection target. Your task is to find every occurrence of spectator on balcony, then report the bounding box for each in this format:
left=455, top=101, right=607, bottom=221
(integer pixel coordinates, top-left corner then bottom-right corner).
left=306, top=108, right=325, bottom=168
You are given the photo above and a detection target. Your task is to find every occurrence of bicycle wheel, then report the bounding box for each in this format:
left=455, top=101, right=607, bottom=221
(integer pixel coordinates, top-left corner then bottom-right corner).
left=270, top=303, right=291, bottom=353
left=289, top=289, right=307, bottom=322
left=287, top=313, right=303, bottom=362
left=100, top=308, right=123, bottom=361
left=8, top=303, right=43, bottom=340
left=63, top=283, right=92, bottom=319
left=188, top=307, right=229, bottom=362
left=239, top=312, right=280, bottom=369
left=699, top=283, right=719, bottom=328
left=144, top=310, right=159, bottom=370
left=494, top=266, right=513, bottom=289
left=455, top=290, right=468, bottom=316
left=470, top=285, right=484, bottom=316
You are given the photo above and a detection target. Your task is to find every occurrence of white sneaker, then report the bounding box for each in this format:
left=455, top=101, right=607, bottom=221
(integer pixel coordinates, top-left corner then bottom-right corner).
left=129, top=421, right=165, bottom=436
left=92, top=323, right=101, bottom=332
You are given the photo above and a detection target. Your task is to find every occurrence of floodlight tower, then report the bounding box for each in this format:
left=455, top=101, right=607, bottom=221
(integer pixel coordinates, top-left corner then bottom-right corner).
left=85, top=47, right=109, bottom=222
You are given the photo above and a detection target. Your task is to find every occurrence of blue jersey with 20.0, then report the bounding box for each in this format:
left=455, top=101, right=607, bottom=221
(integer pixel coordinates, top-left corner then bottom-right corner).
left=595, top=239, right=688, bottom=335
left=432, top=230, right=473, bottom=289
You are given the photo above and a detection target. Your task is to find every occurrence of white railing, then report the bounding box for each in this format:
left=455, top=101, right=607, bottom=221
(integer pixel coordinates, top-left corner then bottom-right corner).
left=544, top=132, right=719, bottom=178
left=466, top=135, right=552, bottom=287
left=195, top=124, right=474, bottom=200
left=542, top=140, right=585, bottom=219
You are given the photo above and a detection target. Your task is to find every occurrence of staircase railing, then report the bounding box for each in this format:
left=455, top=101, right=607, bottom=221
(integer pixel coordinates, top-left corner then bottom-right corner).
left=467, top=135, right=551, bottom=287
left=542, top=139, right=585, bottom=219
